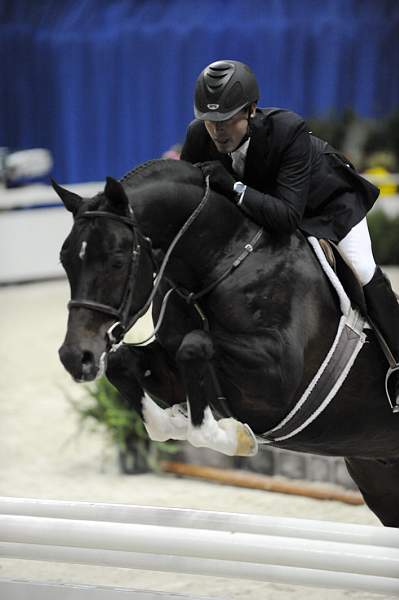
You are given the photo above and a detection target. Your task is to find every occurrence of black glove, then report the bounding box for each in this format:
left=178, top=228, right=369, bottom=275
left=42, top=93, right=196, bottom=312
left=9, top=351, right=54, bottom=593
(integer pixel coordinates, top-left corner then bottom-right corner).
left=196, top=161, right=236, bottom=201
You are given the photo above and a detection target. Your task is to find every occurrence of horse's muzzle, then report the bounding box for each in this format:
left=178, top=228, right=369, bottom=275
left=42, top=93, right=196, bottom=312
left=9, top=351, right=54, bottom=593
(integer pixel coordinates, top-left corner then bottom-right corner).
left=59, top=343, right=106, bottom=382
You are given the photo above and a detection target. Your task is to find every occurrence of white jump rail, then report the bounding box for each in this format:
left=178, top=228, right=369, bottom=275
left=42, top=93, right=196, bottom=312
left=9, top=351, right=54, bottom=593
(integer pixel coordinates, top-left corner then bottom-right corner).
left=0, top=579, right=220, bottom=600
left=0, top=497, right=398, bottom=597
left=1, top=496, right=397, bottom=547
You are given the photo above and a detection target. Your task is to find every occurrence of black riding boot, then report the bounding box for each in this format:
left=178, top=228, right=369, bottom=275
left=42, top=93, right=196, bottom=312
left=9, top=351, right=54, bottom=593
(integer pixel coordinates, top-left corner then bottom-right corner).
left=363, top=266, right=399, bottom=411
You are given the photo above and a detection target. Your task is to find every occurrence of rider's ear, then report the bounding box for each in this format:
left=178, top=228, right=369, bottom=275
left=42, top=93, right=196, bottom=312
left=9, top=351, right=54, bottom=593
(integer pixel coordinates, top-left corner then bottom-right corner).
left=51, top=179, right=82, bottom=215
left=104, top=176, right=130, bottom=214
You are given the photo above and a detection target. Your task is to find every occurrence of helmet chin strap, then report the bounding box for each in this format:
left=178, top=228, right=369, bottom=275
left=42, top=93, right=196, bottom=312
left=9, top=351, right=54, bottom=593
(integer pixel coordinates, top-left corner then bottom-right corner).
left=229, top=106, right=254, bottom=153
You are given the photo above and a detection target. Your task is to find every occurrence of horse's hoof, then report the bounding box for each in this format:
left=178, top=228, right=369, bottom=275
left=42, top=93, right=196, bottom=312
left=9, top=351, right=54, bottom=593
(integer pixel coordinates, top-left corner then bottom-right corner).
left=218, top=418, right=258, bottom=456
left=235, top=422, right=258, bottom=456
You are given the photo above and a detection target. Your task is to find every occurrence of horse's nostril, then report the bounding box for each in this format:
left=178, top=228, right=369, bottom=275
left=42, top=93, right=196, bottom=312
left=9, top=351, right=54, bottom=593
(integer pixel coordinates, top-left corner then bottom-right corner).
left=59, top=344, right=99, bottom=381
left=82, top=351, right=94, bottom=367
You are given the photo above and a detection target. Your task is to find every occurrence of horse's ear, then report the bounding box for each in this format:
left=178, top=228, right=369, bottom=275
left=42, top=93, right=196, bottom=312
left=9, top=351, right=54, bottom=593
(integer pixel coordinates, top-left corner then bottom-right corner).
left=104, top=176, right=129, bottom=214
left=51, top=179, right=82, bottom=215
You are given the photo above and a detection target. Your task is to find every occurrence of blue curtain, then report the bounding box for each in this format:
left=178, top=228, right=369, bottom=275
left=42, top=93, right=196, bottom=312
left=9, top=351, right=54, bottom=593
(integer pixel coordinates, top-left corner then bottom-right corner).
left=1, top=0, right=398, bottom=183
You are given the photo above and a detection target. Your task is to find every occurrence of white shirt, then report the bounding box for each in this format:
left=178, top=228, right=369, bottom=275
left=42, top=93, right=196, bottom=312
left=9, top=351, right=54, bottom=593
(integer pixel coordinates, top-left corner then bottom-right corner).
left=229, top=138, right=250, bottom=178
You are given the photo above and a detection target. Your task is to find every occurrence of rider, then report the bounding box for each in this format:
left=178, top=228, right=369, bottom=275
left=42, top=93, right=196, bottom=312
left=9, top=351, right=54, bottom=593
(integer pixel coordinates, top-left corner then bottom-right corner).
left=180, top=59, right=399, bottom=407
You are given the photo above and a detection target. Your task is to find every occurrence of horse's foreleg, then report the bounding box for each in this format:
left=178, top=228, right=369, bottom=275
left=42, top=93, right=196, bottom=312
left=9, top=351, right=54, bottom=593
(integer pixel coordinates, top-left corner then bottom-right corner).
left=106, top=345, right=147, bottom=414
left=176, top=330, right=258, bottom=456
left=106, top=342, right=189, bottom=442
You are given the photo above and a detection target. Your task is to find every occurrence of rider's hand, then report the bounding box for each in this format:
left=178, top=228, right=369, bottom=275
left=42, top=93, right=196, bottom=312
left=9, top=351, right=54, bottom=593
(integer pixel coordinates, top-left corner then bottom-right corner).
left=196, top=161, right=237, bottom=201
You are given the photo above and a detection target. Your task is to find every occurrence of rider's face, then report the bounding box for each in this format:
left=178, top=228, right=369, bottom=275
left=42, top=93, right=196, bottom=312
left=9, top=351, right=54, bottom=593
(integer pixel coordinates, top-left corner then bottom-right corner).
left=204, top=109, right=250, bottom=154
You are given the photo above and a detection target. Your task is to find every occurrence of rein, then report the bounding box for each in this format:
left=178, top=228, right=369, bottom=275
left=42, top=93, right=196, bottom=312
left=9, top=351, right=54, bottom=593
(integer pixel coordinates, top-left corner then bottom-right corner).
left=173, top=227, right=263, bottom=305
left=68, top=175, right=263, bottom=352
left=129, top=226, right=263, bottom=348
left=123, top=175, right=212, bottom=328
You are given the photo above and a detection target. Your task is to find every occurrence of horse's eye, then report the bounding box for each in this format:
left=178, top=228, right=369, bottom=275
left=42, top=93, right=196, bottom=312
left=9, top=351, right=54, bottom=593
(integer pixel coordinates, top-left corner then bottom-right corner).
left=111, top=255, right=126, bottom=269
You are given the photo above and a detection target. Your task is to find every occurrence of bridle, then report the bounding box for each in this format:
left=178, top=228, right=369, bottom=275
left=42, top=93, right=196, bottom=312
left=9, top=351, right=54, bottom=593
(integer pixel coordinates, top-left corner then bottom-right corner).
left=68, top=207, right=148, bottom=348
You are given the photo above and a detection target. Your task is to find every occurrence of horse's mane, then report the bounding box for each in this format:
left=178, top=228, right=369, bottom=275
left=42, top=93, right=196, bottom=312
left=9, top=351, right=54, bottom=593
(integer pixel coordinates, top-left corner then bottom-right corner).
left=84, top=159, right=201, bottom=213
left=120, top=158, right=201, bottom=189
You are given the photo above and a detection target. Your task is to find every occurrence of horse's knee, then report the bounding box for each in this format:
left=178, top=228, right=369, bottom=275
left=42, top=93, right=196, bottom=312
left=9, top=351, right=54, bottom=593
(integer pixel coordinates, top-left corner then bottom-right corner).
left=176, top=330, right=214, bottom=363
left=176, top=331, right=217, bottom=427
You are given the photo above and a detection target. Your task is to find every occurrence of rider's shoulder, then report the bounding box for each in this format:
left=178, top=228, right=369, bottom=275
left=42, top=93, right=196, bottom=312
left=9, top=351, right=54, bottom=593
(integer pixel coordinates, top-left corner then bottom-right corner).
left=256, top=107, right=306, bottom=131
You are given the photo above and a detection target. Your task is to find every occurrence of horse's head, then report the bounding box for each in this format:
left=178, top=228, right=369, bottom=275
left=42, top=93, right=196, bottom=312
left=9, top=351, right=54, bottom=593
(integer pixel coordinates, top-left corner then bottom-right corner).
left=54, top=176, right=154, bottom=382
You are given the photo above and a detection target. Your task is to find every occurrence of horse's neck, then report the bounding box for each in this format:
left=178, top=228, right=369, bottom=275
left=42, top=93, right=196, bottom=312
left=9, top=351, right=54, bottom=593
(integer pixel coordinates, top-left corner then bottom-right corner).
left=134, top=183, right=244, bottom=275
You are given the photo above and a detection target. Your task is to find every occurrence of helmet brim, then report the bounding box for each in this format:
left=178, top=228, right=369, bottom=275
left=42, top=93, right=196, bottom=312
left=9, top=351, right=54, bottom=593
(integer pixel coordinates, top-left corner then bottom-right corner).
left=194, top=102, right=249, bottom=122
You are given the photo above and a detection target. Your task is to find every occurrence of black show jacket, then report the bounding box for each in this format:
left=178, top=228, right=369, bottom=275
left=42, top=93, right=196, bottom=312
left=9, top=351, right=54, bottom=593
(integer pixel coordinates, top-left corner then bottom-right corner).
left=180, top=108, right=379, bottom=242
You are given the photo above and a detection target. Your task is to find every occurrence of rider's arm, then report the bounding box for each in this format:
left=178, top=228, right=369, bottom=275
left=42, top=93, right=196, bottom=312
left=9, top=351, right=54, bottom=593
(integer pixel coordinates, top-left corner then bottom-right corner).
left=239, top=122, right=311, bottom=234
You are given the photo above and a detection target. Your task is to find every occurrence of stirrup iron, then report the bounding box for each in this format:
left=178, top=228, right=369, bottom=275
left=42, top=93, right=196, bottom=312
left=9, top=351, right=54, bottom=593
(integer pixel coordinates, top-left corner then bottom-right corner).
left=367, top=318, right=399, bottom=413
left=385, top=365, right=399, bottom=413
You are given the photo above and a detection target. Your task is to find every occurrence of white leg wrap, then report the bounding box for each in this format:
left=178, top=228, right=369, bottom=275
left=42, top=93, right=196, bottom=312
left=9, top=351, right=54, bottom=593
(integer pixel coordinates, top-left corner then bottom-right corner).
left=187, top=406, right=258, bottom=457
left=142, top=396, right=189, bottom=442
left=142, top=396, right=258, bottom=456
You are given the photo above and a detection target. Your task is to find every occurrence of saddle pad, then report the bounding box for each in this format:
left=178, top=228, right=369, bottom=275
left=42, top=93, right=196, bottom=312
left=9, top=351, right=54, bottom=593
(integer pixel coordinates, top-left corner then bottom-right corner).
left=259, top=237, right=367, bottom=444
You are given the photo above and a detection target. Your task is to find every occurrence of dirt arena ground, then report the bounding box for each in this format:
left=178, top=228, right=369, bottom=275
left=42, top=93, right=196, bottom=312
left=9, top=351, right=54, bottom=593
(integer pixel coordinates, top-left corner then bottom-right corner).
left=1, top=274, right=398, bottom=599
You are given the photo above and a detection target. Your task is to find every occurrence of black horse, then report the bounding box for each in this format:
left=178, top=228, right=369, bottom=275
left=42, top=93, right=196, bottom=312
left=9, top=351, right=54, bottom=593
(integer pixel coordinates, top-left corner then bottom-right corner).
left=54, top=159, right=399, bottom=527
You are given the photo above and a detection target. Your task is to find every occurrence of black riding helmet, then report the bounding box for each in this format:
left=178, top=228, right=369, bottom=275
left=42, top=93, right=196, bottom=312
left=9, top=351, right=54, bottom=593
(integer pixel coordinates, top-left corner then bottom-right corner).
left=194, top=60, right=259, bottom=122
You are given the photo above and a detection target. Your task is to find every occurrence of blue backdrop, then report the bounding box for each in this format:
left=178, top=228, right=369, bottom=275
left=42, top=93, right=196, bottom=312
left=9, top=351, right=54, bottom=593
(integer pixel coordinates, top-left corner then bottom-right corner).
left=1, top=0, right=398, bottom=183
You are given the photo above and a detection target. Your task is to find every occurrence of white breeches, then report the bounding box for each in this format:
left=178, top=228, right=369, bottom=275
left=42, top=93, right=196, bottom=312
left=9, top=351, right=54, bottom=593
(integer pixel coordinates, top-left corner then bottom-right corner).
left=337, top=217, right=376, bottom=286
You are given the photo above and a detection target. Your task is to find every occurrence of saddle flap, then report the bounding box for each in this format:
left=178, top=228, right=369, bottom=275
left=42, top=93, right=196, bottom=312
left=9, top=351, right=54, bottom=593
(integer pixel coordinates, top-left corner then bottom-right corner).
left=319, top=239, right=368, bottom=316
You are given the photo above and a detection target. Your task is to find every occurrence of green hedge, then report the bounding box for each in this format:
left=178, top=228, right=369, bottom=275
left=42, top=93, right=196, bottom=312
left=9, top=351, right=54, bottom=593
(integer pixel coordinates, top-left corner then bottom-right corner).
left=367, top=210, right=399, bottom=265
